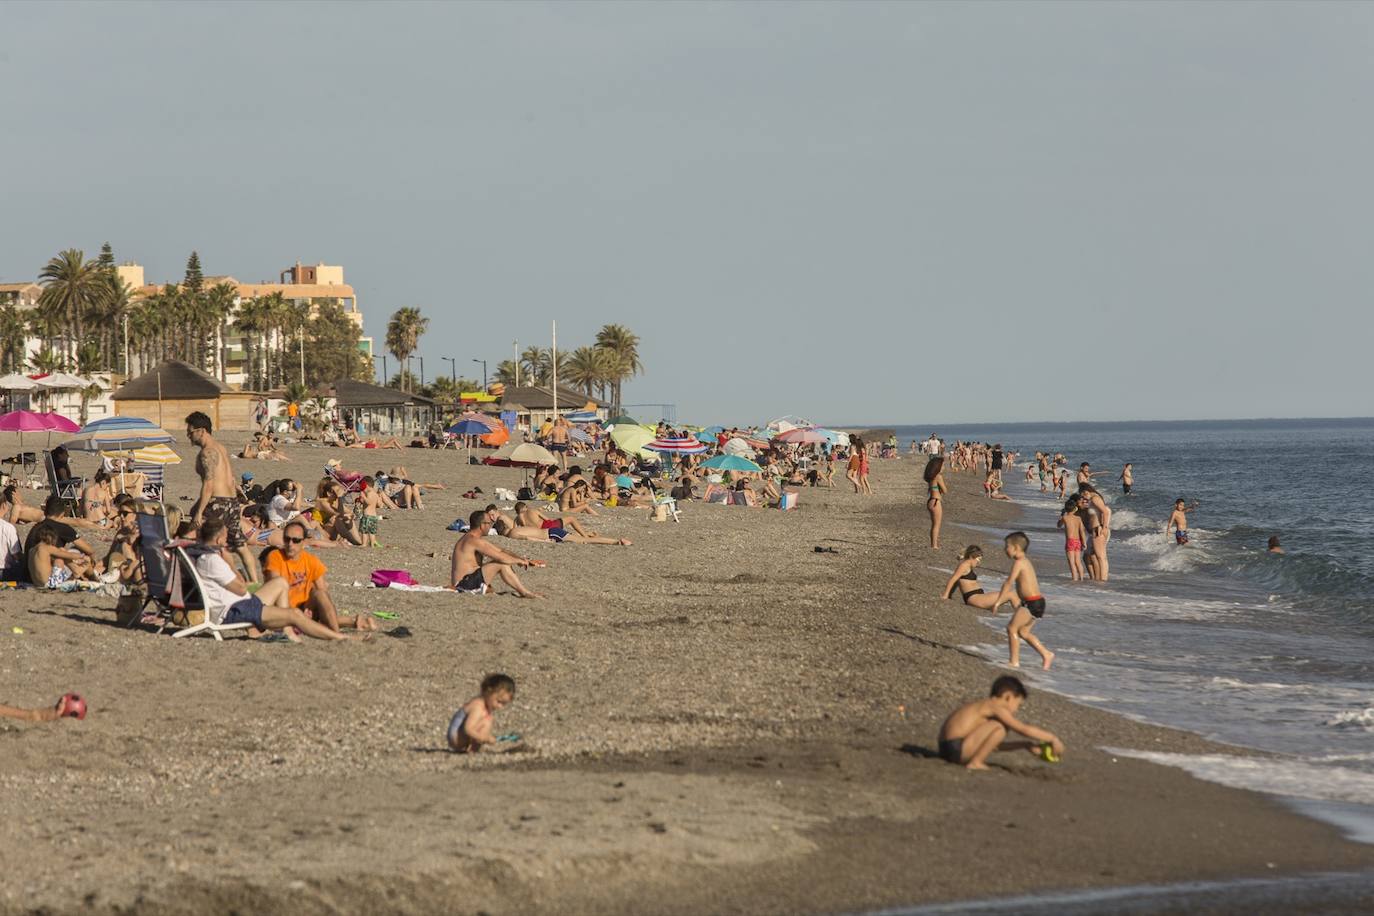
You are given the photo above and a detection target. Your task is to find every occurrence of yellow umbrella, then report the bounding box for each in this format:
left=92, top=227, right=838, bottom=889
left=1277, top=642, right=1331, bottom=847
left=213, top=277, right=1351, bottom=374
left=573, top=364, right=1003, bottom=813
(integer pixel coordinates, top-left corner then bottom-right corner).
left=609, top=424, right=655, bottom=458
left=100, top=443, right=183, bottom=465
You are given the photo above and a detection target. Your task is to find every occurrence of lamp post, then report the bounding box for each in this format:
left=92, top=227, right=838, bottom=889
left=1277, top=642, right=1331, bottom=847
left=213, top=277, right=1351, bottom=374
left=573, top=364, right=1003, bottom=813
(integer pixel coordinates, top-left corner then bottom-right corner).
left=408, top=355, right=424, bottom=390
left=441, top=356, right=456, bottom=384
left=473, top=358, right=487, bottom=389
left=372, top=354, right=387, bottom=386
left=513, top=339, right=519, bottom=387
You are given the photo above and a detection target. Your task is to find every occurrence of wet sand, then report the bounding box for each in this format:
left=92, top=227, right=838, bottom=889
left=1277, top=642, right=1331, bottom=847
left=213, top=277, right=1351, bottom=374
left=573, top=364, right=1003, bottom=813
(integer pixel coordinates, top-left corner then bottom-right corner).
left=1, top=438, right=1370, bottom=914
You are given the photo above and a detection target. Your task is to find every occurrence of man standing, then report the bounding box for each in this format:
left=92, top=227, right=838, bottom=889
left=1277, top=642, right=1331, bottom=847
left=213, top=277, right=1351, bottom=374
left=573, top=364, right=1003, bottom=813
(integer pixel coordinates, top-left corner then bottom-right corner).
left=990, top=443, right=1004, bottom=488
left=450, top=510, right=545, bottom=598
left=263, top=520, right=377, bottom=632
left=547, top=417, right=570, bottom=470
left=186, top=411, right=256, bottom=578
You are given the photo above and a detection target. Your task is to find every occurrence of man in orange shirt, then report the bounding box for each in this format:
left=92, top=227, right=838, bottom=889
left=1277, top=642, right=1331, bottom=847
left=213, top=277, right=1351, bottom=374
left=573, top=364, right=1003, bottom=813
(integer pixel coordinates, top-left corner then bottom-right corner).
left=263, top=520, right=377, bottom=632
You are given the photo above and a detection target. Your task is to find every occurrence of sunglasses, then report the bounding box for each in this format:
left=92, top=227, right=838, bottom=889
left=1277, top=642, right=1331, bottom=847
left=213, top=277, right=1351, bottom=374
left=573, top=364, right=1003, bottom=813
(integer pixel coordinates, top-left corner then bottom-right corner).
left=284, top=535, right=306, bottom=544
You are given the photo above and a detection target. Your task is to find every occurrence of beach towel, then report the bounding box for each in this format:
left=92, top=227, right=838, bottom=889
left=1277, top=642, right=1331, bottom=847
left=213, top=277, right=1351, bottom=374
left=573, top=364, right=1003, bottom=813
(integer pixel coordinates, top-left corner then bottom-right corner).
left=371, top=569, right=418, bottom=588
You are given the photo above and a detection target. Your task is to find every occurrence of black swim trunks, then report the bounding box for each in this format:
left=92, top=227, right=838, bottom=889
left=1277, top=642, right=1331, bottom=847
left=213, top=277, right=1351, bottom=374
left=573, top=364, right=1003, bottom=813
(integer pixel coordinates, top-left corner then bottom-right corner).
left=454, top=568, right=487, bottom=593
left=205, top=496, right=247, bottom=548
left=938, top=738, right=964, bottom=764
left=1024, top=596, right=1047, bottom=619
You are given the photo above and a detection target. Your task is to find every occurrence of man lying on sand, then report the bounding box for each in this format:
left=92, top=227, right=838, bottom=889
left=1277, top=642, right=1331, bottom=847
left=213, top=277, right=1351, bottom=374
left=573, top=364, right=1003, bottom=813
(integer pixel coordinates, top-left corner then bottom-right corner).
left=487, top=502, right=631, bottom=546
left=937, top=676, right=1065, bottom=770
left=450, top=510, right=546, bottom=598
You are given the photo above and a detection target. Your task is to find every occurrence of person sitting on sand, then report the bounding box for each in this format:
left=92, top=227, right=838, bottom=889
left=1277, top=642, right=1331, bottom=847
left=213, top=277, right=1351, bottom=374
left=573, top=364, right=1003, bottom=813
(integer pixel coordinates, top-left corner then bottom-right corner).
left=940, top=545, right=1019, bottom=612
left=262, top=520, right=377, bottom=633
left=378, top=467, right=424, bottom=509
left=266, top=479, right=306, bottom=526
left=447, top=673, right=517, bottom=753
left=24, top=496, right=103, bottom=584
left=239, top=505, right=337, bottom=553
left=450, top=510, right=546, bottom=598
left=82, top=469, right=114, bottom=527
left=28, top=525, right=91, bottom=589
left=195, top=519, right=361, bottom=642
left=313, top=479, right=362, bottom=545
left=559, top=479, right=600, bottom=515
left=937, top=675, right=1064, bottom=770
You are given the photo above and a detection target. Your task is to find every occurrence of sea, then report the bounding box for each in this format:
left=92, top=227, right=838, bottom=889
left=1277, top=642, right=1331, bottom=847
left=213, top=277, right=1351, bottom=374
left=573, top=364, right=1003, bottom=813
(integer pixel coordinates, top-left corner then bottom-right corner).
left=867, top=419, right=1374, bottom=844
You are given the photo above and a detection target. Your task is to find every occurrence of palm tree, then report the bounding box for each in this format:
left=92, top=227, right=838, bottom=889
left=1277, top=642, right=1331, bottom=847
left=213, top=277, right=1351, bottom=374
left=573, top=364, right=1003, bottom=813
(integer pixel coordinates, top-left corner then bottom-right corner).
left=520, top=346, right=548, bottom=385
left=28, top=346, right=64, bottom=374
left=386, top=307, right=428, bottom=392
left=565, top=346, right=607, bottom=397
left=38, top=249, right=109, bottom=365
left=594, top=324, right=642, bottom=413
left=205, top=282, right=238, bottom=381
left=102, top=276, right=133, bottom=374
left=0, top=305, right=27, bottom=373
left=494, top=359, right=520, bottom=387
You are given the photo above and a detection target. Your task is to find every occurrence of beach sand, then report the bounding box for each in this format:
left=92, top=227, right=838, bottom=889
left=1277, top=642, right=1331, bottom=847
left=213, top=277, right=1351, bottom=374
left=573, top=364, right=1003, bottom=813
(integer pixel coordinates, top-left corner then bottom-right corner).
left=1, top=439, right=1370, bottom=914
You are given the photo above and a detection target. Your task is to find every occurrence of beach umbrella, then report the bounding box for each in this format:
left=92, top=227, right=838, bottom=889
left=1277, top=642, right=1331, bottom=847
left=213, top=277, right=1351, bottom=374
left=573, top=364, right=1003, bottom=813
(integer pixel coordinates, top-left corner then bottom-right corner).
left=33, top=372, right=91, bottom=390
left=99, top=443, right=182, bottom=465
left=509, top=442, right=557, bottom=465
left=0, top=374, right=38, bottom=392
left=615, top=474, right=636, bottom=490
left=607, top=414, right=639, bottom=427
left=700, top=454, right=763, bottom=473
left=610, top=424, right=654, bottom=458
left=774, top=427, right=827, bottom=445
left=644, top=437, right=708, bottom=455
left=568, top=427, right=592, bottom=443
left=766, top=415, right=812, bottom=434
left=38, top=413, right=80, bottom=433
left=565, top=410, right=600, bottom=424
left=722, top=437, right=756, bottom=458
left=452, top=411, right=500, bottom=431
left=447, top=417, right=497, bottom=460
left=64, top=417, right=176, bottom=452
left=0, top=409, right=53, bottom=447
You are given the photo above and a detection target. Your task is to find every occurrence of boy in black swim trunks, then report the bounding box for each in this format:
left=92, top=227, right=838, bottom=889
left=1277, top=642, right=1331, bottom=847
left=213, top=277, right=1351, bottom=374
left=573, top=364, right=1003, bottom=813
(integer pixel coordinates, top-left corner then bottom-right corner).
left=989, top=532, right=1055, bottom=670
left=937, top=676, right=1065, bottom=770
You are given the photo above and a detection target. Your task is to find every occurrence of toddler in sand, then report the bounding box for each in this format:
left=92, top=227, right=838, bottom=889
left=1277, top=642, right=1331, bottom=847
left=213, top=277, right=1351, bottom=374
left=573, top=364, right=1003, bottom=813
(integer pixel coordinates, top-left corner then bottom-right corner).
left=989, top=532, right=1054, bottom=669
left=447, top=674, right=516, bottom=753
left=938, top=676, right=1064, bottom=770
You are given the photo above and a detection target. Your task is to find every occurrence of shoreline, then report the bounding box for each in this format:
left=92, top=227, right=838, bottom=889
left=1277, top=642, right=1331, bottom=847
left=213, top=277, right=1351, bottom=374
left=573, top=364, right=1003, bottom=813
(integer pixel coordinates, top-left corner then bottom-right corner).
left=0, top=442, right=1370, bottom=913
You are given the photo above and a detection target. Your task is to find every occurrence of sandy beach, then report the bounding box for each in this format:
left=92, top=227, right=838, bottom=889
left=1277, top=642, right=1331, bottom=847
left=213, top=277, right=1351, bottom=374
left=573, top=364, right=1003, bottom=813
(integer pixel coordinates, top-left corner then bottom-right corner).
left=2, top=439, right=1371, bottom=915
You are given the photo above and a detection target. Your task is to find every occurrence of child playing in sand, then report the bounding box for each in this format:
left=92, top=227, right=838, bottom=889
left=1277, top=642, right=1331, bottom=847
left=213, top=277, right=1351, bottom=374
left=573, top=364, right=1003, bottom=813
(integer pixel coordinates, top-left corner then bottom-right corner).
left=0, top=694, right=85, bottom=723
left=1057, top=496, right=1086, bottom=581
left=1166, top=498, right=1200, bottom=545
left=447, top=673, right=516, bottom=753
left=357, top=477, right=382, bottom=548
left=937, top=675, right=1064, bottom=770
left=989, top=532, right=1054, bottom=669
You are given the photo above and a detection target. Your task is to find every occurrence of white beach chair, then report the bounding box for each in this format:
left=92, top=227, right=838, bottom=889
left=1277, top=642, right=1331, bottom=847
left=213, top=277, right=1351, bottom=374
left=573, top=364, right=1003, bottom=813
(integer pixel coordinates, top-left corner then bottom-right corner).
left=167, top=545, right=254, bottom=641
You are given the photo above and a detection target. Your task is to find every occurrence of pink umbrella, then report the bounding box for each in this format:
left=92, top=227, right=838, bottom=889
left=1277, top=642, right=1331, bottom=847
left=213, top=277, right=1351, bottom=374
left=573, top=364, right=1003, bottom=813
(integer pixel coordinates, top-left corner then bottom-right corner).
left=0, top=409, right=53, bottom=450
left=39, top=413, right=80, bottom=433
left=773, top=427, right=827, bottom=445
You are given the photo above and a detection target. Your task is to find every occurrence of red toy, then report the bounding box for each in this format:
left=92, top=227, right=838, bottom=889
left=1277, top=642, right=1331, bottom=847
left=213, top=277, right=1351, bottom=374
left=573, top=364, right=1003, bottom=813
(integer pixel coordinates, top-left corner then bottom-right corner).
left=59, top=693, right=86, bottom=720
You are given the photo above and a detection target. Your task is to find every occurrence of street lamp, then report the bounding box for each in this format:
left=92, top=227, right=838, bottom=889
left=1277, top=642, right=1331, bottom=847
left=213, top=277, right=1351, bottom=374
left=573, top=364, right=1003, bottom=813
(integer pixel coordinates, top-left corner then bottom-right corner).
left=407, top=355, right=424, bottom=389
left=441, top=356, right=456, bottom=384
left=473, top=358, right=487, bottom=388
left=372, top=354, right=387, bottom=386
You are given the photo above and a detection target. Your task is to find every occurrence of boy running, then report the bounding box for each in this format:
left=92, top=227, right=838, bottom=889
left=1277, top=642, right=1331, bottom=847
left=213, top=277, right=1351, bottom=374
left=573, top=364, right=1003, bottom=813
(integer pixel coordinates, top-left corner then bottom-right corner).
left=990, top=532, right=1054, bottom=669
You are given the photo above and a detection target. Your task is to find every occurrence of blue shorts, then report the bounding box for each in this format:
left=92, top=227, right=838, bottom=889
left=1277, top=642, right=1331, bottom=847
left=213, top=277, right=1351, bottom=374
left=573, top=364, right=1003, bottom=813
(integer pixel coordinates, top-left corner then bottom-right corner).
left=224, top=595, right=264, bottom=627
left=548, top=527, right=568, bottom=542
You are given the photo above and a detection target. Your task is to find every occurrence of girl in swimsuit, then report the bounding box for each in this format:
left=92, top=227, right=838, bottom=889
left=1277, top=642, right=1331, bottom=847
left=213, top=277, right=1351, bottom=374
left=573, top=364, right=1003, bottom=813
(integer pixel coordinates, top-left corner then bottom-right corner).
left=1057, top=496, right=1087, bottom=581
left=82, top=470, right=114, bottom=526
left=923, top=455, right=947, bottom=550
left=941, top=545, right=1015, bottom=611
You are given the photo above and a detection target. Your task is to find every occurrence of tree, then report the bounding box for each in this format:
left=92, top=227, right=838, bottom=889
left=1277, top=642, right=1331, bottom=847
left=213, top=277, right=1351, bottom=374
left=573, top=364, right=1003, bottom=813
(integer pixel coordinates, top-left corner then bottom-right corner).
left=594, top=324, right=643, bottom=413
left=385, top=307, right=428, bottom=392
left=183, top=250, right=204, bottom=297
left=205, top=282, right=238, bottom=381
left=38, top=249, right=108, bottom=365
left=301, top=301, right=369, bottom=388
left=565, top=346, right=612, bottom=397
left=494, top=359, right=520, bottom=387
left=28, top=346, right=64, bottom=374
left=0, top=305, right=27, bottom=374
left=388, top=369, right=420, bottom=392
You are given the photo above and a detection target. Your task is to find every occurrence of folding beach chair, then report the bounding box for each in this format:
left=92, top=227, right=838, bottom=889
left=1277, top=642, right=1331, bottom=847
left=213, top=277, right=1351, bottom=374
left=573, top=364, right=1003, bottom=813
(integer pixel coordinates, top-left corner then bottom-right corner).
left=43, top=450, right=84, bottom=515
left=132, top=510, right=250, bottom=639
left=325, top=463, right=365, bottom=511
left=132, top=461, right=164, bottom=501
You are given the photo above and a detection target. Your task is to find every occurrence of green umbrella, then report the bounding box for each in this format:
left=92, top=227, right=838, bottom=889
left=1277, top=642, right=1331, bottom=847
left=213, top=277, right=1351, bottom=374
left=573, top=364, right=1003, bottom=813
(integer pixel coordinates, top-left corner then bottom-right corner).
left=607, top=414, right=639, bottom=427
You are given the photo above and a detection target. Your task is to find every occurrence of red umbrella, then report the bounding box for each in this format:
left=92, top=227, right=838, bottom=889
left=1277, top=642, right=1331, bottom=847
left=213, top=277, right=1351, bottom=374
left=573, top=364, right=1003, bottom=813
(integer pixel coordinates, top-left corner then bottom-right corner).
left=38, top=412, right=80, bottom=433
left=774, top=427, right=827, bottom=444
left=0, top=410, right=54, bottom=434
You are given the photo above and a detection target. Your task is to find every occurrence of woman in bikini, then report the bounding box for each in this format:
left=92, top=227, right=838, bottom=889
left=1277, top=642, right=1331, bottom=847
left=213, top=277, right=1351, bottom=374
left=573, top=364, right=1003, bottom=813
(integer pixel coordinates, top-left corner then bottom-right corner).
left=313, top=479, right=363, bottom=545
left=1057, top=495, right=1087, bottom=581
left=82, top=469, right=114, bottom=526
left=924, top=455, right=947, bottom=550
left=941, top=545, right=1016, bottom=611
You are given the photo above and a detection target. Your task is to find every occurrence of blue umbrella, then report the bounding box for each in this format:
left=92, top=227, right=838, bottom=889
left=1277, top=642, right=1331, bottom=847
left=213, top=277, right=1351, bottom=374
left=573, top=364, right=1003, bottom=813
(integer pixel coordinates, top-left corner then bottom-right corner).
left=700, top=454, right=762, bottom=473
left=447, top=419, right=494, bottom=436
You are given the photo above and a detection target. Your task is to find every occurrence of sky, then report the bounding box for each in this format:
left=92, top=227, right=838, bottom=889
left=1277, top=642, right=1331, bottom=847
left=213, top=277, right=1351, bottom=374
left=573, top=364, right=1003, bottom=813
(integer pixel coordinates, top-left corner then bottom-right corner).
left=2, top=1, right=1372, bottom=425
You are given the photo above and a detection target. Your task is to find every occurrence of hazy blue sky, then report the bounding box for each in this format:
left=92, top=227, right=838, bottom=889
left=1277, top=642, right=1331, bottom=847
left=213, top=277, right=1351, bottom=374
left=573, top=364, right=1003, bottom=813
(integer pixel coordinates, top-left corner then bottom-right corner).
left=3, top=1, right=1371, bottom=424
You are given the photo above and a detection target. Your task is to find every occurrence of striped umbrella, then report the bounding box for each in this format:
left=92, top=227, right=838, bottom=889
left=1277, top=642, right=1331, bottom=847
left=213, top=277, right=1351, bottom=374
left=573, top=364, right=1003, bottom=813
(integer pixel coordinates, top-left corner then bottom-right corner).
left=65, top=416, right=176, bottom=452
left=452, top=411, right=500, bottom=430
left=100, top=443, right=183, bottom=465
left=645, top=437, right=708, bottom=455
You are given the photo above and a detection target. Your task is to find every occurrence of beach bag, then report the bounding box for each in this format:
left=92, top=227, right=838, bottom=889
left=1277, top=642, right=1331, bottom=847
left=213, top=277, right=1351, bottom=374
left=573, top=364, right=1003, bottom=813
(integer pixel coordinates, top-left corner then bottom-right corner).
left=371, top=569, right=418, bottom=588
left=517, top=486, right=534, bottom=501
left=779, top=491, right=799, bottom=511
left=651, top=503, right=669, bottom=522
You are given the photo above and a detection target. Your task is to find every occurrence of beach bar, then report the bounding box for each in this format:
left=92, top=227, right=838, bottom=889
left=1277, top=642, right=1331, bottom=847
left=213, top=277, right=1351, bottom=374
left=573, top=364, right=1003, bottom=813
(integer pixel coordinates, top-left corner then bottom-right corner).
left=112, top=360, right=260, bottom=431
left=331, top=378, right=436, bottom=436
